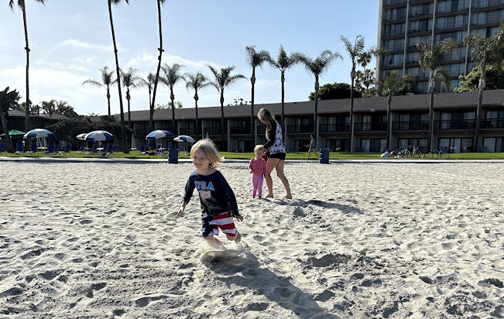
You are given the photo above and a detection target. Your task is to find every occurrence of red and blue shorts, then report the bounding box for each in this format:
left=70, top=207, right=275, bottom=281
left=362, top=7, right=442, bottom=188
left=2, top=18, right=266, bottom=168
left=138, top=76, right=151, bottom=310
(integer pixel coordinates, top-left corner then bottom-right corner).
left=201, top=212, right=237, bottom=238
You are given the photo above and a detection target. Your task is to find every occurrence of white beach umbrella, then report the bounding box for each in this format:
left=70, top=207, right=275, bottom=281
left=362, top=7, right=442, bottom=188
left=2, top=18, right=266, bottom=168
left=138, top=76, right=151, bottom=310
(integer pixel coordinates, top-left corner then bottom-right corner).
left=23, top=128, right=54, bottom=139
left=174, top=135, right=195, bottom=143
left=146, top=130, right=174, bottom=140
left=85, top=130, right=114, bottom=141
left=76, top=133, right=88, bottom=141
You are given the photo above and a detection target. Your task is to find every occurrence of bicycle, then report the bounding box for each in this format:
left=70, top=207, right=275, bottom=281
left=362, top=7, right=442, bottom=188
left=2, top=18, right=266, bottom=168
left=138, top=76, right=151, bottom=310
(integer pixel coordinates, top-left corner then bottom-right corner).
left=429, top=148, right=450, bottom=158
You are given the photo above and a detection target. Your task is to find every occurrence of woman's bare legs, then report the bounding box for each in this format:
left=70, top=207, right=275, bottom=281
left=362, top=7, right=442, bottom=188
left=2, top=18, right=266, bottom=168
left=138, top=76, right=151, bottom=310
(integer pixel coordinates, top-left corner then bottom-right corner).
left=265, top=158, right=292, bottom=199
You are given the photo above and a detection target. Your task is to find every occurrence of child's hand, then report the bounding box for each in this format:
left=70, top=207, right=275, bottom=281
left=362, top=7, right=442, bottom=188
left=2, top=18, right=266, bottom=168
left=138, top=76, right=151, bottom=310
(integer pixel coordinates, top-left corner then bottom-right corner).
left=234, top=214, right=244, bottom=222
left=175, top=209, right=184, bottom=219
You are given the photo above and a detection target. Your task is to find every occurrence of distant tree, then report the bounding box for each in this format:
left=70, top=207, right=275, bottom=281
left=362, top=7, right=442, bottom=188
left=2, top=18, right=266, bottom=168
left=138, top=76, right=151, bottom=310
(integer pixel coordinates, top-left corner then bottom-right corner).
left=417, top=38, right=458, bottom=151
left=463, top=25, right=504, bottom=151
left=150, top=0, right=167, bottom=134
left=160, top=63, right=185, bottom=134
left=9, top=0, right=47, bottom=131
left=356, top=69, right=378, bottom=97
left=41, top=99, right=57, bottom=119
left=208, top=65, right=246, bottom=151
left=121, top=67, right=142, bottom=127
left=0, top=87, right=21, bottom=153
left=107, top=0, right=129, bottom=153
left=83, top=66, right=116, bottom=116
left=246, top=45, right=271, bottom=149
left=155, top=102, right=182, bottom=110
left=227, top=98, right=249, bottom=106
left=184, top=72, right=211, bottom=140
left=297, top=50, right=342, bottom=150
left=308, top=82, right=361, bottom=100
left=29, top=103, right=40, bottom=115
left=56, top=100, right=78, bottom=117
left=455, top=66, right=504, bottom=93
left=46, top=116, right=92, bottom=143
left=378, top=71, right=415, bottom=150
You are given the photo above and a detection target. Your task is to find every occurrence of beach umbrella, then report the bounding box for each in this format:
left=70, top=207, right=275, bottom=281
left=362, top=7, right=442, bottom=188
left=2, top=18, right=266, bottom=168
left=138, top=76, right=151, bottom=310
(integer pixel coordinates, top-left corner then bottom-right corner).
left=146, top=130, right=174, bottom=139
left=23, top=128, right=54, bottom=139
left=76, top=133, right=88, bottom=141
left=0, top=129, right=26, bottom=137
left=174, top=135, right=195, bottom=143
left=85, top=130, right=114, bottom=141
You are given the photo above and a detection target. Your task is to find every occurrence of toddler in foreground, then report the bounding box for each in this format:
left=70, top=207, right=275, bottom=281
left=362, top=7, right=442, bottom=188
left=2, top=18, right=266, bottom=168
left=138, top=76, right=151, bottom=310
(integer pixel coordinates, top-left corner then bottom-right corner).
left=176, top=139, right=243, bottom=250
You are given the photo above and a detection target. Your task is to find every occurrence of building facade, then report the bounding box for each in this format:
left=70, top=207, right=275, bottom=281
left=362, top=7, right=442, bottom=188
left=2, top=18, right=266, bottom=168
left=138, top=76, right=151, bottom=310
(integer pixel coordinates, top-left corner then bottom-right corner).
left=128, top=89, right=504, bottom=154
left=378, top=0, right=504, bottom=93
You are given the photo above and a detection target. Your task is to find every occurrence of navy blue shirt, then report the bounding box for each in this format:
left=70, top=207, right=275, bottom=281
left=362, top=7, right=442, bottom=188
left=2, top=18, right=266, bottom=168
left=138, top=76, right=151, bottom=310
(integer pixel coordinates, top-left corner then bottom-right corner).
left=183, top=170, right=240, bottom=217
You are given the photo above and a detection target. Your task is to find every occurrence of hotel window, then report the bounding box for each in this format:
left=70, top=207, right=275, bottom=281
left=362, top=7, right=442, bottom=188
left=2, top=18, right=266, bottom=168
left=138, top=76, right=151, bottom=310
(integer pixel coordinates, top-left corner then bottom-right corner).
left=407, top=52, right=419, bottom=63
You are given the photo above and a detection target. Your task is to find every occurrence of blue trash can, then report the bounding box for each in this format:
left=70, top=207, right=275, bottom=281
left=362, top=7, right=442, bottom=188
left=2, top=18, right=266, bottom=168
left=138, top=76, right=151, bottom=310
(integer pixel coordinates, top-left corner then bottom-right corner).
left=168, top=148, right=179, bottom=164
left=319, top=148, right=330, bottom=164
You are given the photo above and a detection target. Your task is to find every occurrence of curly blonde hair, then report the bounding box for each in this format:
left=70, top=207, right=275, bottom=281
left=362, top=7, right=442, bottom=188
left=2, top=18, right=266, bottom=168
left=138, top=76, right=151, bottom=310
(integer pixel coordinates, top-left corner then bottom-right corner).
left=190, top=139, right=224, bottom=168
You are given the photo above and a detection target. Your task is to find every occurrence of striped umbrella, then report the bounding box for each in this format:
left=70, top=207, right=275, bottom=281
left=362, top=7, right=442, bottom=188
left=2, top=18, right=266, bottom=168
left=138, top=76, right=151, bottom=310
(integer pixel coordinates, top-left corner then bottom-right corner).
left=23, top=128, right=54, bottom=139
left=146, top=130, right=174, bottom=139
left=174, top=135, right=195, bottom=143
left=85, top=130, right=114, bottom=141
left=76, top=133, right=89, bottom=141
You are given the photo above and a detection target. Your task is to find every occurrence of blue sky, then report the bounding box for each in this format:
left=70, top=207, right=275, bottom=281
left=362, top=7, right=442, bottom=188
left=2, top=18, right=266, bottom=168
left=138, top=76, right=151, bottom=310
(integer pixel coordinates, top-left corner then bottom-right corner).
left=0, top=0, right=379, bottom=116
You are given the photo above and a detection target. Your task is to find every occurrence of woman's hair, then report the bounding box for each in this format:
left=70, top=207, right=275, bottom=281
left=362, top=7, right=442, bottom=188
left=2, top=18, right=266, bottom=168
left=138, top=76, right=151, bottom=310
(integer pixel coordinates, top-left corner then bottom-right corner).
left=254, top=144, right=265, bottom=153
left=190, top=139, right=224, bottom=168
left=257, top=108, right=275, bottom=130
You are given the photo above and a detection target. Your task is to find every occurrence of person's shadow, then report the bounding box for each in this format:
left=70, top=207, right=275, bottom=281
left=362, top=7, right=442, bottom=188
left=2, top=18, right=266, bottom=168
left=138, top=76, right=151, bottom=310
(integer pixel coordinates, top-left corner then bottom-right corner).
left=201, top=250, right=342, bottom=319
left=274, top=198, right=364, bottom=215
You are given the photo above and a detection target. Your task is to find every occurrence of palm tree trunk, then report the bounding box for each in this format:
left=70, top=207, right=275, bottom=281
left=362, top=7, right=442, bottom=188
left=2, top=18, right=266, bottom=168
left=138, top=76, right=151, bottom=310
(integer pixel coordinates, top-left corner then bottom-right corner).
left=106, top=86, right=111, bottom=116
left=474, top=66, right=486, bottom=152
left=349, top=71, right=355, bottom=153
left=281, top=71, right=286, bottom=142
left=170, top=90, right=176, bottom=135
left=386, top=95, right=392, bottom=149
left=250, top=68, right=256, bottom=151
left=108, top=1, right=128, bottom=153
left=427, top=74, right=435, bottom=152
left=22, top=7, right=30, bottom=132
left=150, top=0, right=164, bottom=133
left=220, top=91, right=226, bottom=151
left=194, top=93, right=200, bottom=140
left=314, top=77, right=319, bottom=150
left=127, top=94, right=131, bottom=128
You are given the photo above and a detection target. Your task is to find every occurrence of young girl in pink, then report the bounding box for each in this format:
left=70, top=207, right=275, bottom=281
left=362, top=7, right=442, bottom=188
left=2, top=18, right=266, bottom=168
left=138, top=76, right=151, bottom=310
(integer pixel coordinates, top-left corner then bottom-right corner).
left=248, top=145, right=267, bottom=198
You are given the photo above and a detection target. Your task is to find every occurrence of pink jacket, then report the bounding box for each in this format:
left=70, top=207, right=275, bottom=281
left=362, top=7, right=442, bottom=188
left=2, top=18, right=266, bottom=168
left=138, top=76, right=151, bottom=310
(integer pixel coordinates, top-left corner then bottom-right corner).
left=249, top=158, right=267, bottom=176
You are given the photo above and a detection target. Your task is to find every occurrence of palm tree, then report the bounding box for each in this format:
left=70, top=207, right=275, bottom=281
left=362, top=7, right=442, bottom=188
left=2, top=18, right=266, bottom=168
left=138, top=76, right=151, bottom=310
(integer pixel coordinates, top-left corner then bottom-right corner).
left=245, top=45, right=271, bottom=149
left=150, top=0, right=167, bottom=135
left=184, top=72, right=211, bottom=141
left=56, top=100, right=77, bottom=117
left=138, top=73, right=156, bottom=131
left=464, top=26, right=504, bottom=152
left=379, top=71, right=415, bottom=150
left=160, top=63, right=185, bottom=135
left=107, top=0, right=129, bottom=153
left=208, top=65, right=246, bottom=151
left=268, top=46, right=300, bottom=135
left=83, top=66, right=116, bottom=116
left=41, top=99, right=57, bottom=119
left=417, top=38, right=458, bottom=151
left=341, top=35, right=366, bottom=153
left=9, top=0, right=46, bottom=132
left=0, top=87, right=21, bottom=153
left=121, top=68, right=142, bottom=127
left=297, top=50, right=342, bottom=150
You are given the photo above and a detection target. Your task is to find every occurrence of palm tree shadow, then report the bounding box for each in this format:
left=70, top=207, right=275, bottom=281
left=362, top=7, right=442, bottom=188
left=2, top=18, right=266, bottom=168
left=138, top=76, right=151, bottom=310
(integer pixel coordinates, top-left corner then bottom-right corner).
left=275, top=198, right=363, bottom=215
left=201, top=250, right=341, bottom=319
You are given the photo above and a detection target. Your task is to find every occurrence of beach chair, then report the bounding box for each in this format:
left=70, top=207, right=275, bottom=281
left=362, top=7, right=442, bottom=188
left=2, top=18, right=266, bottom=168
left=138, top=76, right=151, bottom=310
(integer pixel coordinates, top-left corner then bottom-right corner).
left=140, top=145, right=146, bottom=154
left=76, top=146, right=85, bottom=153
left=45, top=143, right=55, bottom=154
left=62, top=144, right=71, bottom=155
left=0, top=143, right=6, bottom=153
left=92, top=141, right=99, bottom=153
left=15, top=142, right=24, bottom=154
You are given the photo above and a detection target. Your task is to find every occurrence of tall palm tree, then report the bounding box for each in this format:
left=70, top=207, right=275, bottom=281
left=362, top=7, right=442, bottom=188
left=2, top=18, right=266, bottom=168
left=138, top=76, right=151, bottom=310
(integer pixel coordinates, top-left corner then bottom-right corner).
left=184, top=72, right=211, bottom=141
left=208, top=65, right=246, bottom=151
left=245, top=45, right=271, bottom=150
left=341, top=35, right=366, bottom=153
left=41, top=99, right=57, bottom=119
left=297, top=50, right=342, bottom=150
left=121, top=68, right=142, bottom=127
left=108, top=0, right=129, bottom=153
left=417, top=38, right=458, bottom=151
left=379, top=71, right=415, bottom=150
left=268, top=46, right=300, bottom=135
left=160, top=63, right=185, bottom=135
left=82, top=66, right=116, bottom=116
left=9, top=0, right=46, bottom=132
left=0, top=87, right=21, bottom=153
left=464, top=26, right=504, bottom=152
left=150, top=0, right=167, bottom=134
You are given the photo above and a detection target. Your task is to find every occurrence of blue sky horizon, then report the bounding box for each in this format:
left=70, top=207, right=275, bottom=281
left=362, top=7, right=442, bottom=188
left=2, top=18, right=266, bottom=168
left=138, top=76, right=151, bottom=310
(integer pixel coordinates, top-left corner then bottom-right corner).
left=0, top=0, right=380, bottom=116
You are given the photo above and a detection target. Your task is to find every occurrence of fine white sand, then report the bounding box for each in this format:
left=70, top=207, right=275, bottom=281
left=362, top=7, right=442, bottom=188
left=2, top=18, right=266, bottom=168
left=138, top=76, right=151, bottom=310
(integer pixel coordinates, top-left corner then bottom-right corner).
left=1, top=160, right=503, bottom=318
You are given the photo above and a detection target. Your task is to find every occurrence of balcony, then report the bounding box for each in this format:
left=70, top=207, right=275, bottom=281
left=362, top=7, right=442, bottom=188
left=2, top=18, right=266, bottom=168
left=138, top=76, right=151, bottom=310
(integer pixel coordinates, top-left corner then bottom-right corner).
left=354, top=122, right=387, bottom=131
left=179, top=127, right=197, bottom=136
left=203, top=127, right=222, bottom=135
left=434, top=120, right=476, bottom=130
left=287, top=124, right=314, bottom=134
left=319, top=123, right=350, bottom=133
left=392, top=121, right=429, bottom=130
left=481, top=118, right=504, bottom=129
left=230, top=126, right=252, bottom=134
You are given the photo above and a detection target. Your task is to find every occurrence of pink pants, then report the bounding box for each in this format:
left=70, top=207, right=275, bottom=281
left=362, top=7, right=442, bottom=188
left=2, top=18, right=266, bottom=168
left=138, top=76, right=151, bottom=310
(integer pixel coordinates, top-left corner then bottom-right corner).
left=252, top=174, right=264, bottom=197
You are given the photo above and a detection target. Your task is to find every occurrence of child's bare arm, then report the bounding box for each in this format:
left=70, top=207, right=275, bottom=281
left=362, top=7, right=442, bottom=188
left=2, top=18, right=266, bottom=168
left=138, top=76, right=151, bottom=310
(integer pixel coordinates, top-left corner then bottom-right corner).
left=176, top=201, right=188, bottom=219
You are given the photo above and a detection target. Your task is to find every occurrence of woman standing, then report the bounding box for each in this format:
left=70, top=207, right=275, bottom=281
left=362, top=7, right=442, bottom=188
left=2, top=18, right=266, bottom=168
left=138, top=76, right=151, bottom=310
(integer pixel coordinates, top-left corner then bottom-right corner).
left=257, top=108, right=292, bottom=199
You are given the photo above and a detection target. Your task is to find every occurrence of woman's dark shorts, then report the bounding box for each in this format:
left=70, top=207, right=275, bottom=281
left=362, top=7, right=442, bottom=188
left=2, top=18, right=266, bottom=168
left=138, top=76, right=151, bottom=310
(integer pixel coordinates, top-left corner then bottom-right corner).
left=268, top=153, right=286, bottom=160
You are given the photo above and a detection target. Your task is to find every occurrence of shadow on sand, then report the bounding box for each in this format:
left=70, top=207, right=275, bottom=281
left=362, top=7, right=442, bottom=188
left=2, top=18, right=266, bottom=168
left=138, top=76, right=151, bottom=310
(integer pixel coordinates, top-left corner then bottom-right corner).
left=274, top=198, right=364, bottom=215
left=201, top=250, right=341, bottom=319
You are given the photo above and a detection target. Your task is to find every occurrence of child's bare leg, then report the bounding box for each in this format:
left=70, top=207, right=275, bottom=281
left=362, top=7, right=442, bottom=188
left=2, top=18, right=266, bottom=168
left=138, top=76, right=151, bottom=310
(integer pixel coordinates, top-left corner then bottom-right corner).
left=226, top=231, right=241, bottom=244
left=205, top=235, right=226, bottom=250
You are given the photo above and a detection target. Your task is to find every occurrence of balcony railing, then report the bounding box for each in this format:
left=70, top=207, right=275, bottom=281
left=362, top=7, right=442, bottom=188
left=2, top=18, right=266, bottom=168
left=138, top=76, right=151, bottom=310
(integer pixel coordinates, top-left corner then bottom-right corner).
left=203, top=127, right=222, bottom=135
left=319, top=123, right=350, bottom=133
left=354, top=122, right=387, bottom=131
left=392, top=121, right=429, bottom=130
left=434, top=120, right=476, bottom=130
left=179, top=127, right=196, bottom=135
left=481, top=118, right=504, bottom=129
left=287, top=124, right=314, bottom=133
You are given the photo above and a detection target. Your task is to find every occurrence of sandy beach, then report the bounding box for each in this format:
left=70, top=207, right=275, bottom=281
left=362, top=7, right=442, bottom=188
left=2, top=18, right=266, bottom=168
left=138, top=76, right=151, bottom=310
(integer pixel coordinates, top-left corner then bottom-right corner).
left=1, top=160, right=503, bottom=318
